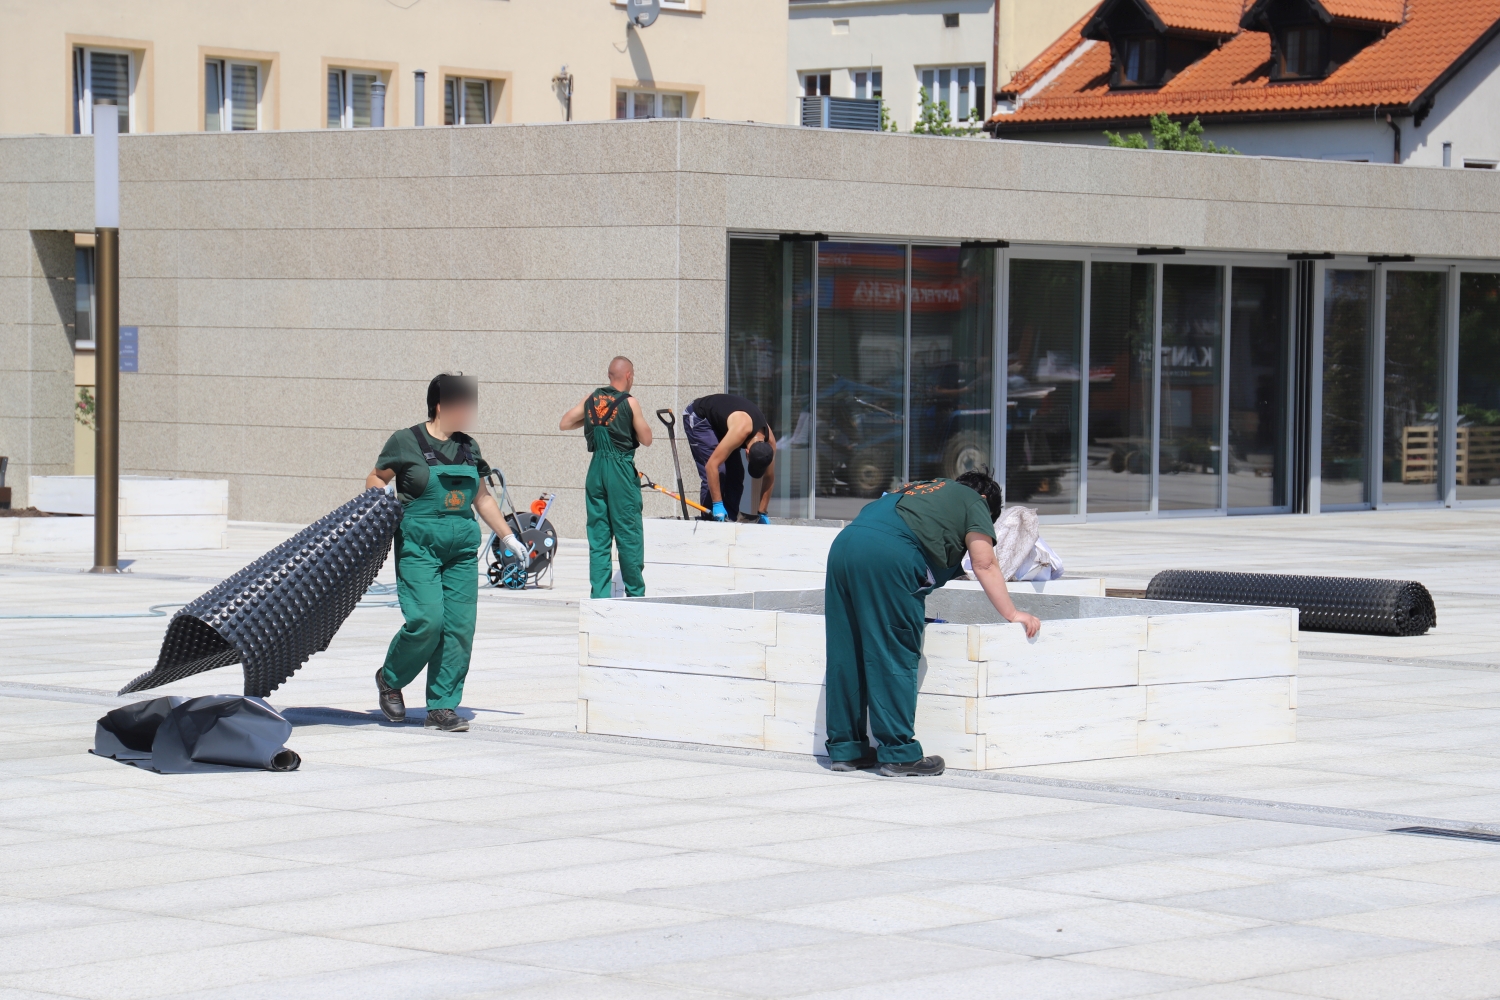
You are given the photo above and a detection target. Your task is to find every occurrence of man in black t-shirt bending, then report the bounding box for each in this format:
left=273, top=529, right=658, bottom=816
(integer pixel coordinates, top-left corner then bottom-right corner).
left=682, top=393, right=776, bottom=522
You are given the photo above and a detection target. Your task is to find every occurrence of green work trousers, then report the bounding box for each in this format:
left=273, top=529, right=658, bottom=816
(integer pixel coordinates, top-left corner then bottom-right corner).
left=381, top=514, right=480, bottom=711
left=586, top=446, right=645, bottom=599
left=823, top=494, right=936, bottom=764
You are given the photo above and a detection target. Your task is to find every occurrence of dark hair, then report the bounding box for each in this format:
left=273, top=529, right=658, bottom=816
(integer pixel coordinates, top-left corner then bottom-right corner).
left=747, top=441, right=774, bottom=479
left=956, top=468, right=1003, bottom=522
left=427, top=373, right=478, bottom=420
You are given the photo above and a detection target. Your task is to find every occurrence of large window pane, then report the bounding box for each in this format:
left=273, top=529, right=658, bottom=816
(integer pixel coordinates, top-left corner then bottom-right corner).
left=1087, top=262, right=1154, bottom=514
left=1322, top=269, right=1372, bottom=505
left=463, top=80, right=489, bottom=125
left=1382, top=271, right=1445, bottom=503
left=1458, top=273, right=1500, bottom=501
left=351, top=73, right=374, bottom=128
left=327, top=71, right=344, bottom=128
left=230, top=63, right=258, bottom=131
left=726, top=239, right=814, bottom=519
left=89, top=50, right=131, bottom=133
left=816, top=243, right=907, bottom=519
left=1229, top=268, right=1289, bottom=509
left=910, top=246, right=994, bottom=482
left=205, top=61, right=223, bottom=131
left=1007, top=259, right=1082, bottom=514
left=1159, top=265, right=1223, bottom=511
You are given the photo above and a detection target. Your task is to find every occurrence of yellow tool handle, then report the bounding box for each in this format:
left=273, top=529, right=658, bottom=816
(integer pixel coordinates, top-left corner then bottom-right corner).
left=640, top=474, right=710, bottom=514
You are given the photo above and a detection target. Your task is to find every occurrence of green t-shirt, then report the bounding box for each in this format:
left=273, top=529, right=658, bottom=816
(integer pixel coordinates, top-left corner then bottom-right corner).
left=892, top=479, right=997, bottom=571
left=375, top=426, right=492, bottom=504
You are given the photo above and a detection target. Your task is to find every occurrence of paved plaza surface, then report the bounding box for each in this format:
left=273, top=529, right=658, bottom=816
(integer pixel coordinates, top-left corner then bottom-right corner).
left=3, top=508, right=1500, bottom=998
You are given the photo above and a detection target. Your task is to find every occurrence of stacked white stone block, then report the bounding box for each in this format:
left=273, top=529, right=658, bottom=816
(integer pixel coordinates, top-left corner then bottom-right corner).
left=0, top=476, right=230, bottom=554
left=642, top=519, right=1105, bottom=596
left=578, top=590, right=1297, bottom=770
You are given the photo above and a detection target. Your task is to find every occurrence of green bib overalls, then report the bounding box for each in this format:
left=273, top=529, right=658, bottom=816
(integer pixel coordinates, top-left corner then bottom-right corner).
left=823, top=491, right=964, bottom=765
left=379, top=426, right=481, bottom=711
left=583, top=387, right=646, bottom=599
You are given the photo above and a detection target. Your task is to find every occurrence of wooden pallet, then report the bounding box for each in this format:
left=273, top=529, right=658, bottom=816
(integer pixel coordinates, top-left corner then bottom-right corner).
left=1402, top=425, right=1500, bottom=485
left=1402, top=425, right=1439, bottom=484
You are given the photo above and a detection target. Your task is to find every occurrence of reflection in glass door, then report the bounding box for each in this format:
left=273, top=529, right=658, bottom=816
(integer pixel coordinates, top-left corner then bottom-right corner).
left=1458, top=273, right=1500, bottom=502
left=1087, top=262, right=1155, bottom=514
left=1159, top=265, right=1224, bottom=511
left=815, top=243, right=907, bottom=520
left=1007, top=259, right=1083, bottom=515
left=909, top=247, right=995, bottom=481
left=1321, top=270, right=1373, bottom=506
left=1228, top=268, right=1290, bottom=510
left=1381, top=270, right=1446, bottom=503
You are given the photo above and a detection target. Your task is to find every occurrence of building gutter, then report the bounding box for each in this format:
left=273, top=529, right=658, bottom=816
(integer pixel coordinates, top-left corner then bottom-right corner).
left=989, top=103, right=1414, bottom=136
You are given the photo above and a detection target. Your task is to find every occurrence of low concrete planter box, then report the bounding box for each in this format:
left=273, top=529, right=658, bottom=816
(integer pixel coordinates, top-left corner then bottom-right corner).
left=642, top=519, right=1103, bottom=597
left=578, top=589, right=1297, bottom=769
left=7, top=476, right=230, bottom=553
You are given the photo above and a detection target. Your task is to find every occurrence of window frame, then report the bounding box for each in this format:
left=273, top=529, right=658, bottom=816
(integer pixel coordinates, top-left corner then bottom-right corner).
left=204, top=58, right=263, bottom=132
left=616, top=87, right=690, bottom=120
left=801, top=72, right=832, bottom=98
left=851, top=69, right=883, bottom=100
left=1277, top=23, right=1328, bottom=80
left=918, top=65, right=986, bottom=123
left=322, top=59, right=397, bottom=129
left=1114, top=35, right=1162, bottom=88
left=444, top=76, right=493, bottom=126
left=73, top=45, right=136, bottom=135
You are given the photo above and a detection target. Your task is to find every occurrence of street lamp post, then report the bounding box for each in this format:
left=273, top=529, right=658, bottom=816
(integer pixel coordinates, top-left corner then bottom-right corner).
left=90, top=100, right=121, bottom=573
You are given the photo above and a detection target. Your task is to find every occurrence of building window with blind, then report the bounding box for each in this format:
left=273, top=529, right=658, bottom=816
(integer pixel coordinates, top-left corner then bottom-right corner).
left=72, top=47, right=134, bottom=135
left=615, top=89, right=687, bottom=119
left=852, top=70, right=882, bottom=100
left=444, top=77, right=495, bottom=125
left=327, top=68, right=383, bottom=128
left=1278, top=24, right=1326, bottom=79
left=205, top=61, right=261, bottom=132
left=918, top=66, right=984, bottom=123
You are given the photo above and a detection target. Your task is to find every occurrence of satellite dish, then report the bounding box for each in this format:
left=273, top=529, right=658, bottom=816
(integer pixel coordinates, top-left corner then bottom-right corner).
left=629, top=0, right=660, bottom=28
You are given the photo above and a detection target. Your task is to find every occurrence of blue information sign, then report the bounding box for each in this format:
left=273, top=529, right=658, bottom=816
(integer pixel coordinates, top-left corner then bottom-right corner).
left=119, top=326, right=138, bottom=372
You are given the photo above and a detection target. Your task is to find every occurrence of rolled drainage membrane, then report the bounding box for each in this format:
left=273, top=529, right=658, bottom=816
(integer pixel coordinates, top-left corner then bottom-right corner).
left=1145, top=569, right=1436, bottom=637
left=121, top=488, right=403, bottom=697
left=93, top=695, right=301, bottom=773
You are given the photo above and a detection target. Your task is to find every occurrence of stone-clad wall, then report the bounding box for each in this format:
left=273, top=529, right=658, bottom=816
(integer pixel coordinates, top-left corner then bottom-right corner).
left=4, top=120, right=1500, bottom=533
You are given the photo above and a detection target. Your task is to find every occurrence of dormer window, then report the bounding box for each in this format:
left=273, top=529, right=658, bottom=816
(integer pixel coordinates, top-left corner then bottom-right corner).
left=1280, top=23, right=1326, bottom=78
left=1121, top=36, right=1160, bottom=86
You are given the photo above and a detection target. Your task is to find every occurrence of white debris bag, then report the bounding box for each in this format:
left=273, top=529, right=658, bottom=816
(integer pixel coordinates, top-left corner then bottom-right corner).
left=962, top=505, right=1064, bottom=582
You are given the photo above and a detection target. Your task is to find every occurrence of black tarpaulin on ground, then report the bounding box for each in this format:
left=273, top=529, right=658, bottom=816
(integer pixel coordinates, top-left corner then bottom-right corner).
left=121, top=488, right=403, bottom=697
left=1145, top=569, right=1437, bottom=636
left=93, top=695, right=301, bottom=773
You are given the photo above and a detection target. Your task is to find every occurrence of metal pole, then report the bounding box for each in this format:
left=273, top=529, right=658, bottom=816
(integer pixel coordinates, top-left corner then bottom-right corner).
left=414, top=70, right=425, bottom=126
left=371, top=79, right=386, bottom=127
left=91, top=101, right=121, bottom=573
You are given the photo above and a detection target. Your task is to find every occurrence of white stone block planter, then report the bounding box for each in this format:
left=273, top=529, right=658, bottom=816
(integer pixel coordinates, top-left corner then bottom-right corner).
left=4, top=476, right=231, bottom=553
left=642, top=519, right=1104, bottom=597
left=578, top=589, right=1297, bottom=770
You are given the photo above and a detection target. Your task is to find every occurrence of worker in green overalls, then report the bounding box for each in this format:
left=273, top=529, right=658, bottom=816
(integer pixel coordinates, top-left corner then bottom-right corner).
left=559, top=356, right=654, bottom=599
left=824, top=470, right=1042, bottom=776
left=365, top=373, right=526, bottom=732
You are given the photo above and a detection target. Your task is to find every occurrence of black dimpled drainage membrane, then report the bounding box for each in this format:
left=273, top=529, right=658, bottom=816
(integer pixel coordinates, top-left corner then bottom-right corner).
left=120, top=489, right=403, bottom=698
left=1145, top=569, right=1436, bottom=637
left=1391, top=827, right=1500, bottom=844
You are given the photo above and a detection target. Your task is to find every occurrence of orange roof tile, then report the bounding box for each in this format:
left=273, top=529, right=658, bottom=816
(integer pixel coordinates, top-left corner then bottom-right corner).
left=991, top=0, right=1500, bottom=129
left=1002, top=4, right=1100, bottom=96
left=1144, top=0, right=1249, bottom=35
left=1316, top=0, right=1405, bottom=25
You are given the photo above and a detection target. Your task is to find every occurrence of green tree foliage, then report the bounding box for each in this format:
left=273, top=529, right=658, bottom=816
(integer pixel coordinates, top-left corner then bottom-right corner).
left=911, top=88, right=984, bottom=136
left=1105, top=113, right=1238, bottom=154
left=880, top=100, right=898, bottom=133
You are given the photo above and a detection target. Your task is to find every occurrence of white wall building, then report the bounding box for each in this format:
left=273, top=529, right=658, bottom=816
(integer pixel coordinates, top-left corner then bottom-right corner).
left=788, top=0, right=1095, bottom=131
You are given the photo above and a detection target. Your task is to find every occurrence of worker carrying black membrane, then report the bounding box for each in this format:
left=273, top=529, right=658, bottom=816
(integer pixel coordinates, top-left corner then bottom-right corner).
left=559, top=356, right=654, bottom=599
left=365, top=374, right=527, bottom=733
left=824, top=470, right=1042, bottom=776
left=682, top=393, right=776, bottom=523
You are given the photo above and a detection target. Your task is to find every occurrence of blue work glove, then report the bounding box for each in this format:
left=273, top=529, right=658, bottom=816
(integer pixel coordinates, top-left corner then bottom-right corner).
left=757, top=513, right=770, bottom=525
left=712, top=501, right=727, bottom=521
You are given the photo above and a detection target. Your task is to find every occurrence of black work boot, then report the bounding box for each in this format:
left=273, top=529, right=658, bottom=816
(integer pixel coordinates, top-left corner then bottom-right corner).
left=424, top=708, right=469, bottom=732
left=376, top=669, right=405, bottom=722
left=830, top=755, right=878, bottom=772
left=878, top=755, right=945, bottom=777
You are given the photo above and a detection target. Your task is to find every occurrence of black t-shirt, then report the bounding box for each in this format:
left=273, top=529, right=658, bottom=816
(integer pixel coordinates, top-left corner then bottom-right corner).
left=692, top=394, right=769, bottom=445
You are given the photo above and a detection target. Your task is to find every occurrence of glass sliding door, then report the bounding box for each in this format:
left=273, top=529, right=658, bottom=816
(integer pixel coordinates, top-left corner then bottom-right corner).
left=1381, top=270, right=1446, bottom=503
left=1228, top=268, right=1290, bottom=510
left=816, top=243, right=907, bottom=519
left=726, top=238, right=813, bottom=519
left=1007, top=259, right=1083, bottom=515
left=1458, top=273, right=1500, bottom=502
left=910, top=246, right=995, bottom=481
left=1321, top=269, right=1373, bottom=505
left=1159, top=265, right=1224, bottom=511
left=1087, top=262, right=1155, bottom=514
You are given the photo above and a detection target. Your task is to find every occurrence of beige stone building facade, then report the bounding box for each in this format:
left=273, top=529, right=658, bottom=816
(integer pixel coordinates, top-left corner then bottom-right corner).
left=0, top=0, right=788, bottom=136
left=6, top=120, right=1500, bottom=536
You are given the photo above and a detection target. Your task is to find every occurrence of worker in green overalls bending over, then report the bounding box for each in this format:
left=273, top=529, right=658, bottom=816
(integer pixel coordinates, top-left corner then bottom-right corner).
left=825, top=470, right=1042, bottom=776
left=558, top=356, right=654, bottom=599
left=365, top=373, right=526, bottom=732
